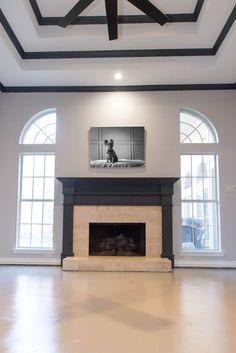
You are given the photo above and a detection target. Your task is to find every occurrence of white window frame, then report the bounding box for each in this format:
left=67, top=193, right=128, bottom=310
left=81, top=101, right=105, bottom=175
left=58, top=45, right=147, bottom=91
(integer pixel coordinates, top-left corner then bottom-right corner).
left=15, top=109, right=57, bottom=254
left=180, top=108, right=222, bottom=256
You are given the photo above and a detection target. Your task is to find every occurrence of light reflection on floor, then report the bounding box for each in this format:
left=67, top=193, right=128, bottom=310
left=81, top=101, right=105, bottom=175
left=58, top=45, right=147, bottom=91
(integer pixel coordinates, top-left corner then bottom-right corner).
left=0, top=266, right=236, bottom=353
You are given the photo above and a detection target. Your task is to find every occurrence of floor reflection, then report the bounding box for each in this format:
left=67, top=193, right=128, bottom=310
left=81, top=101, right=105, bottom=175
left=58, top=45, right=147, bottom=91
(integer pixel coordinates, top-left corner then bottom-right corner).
left=4, top=272, right=58, bottom=353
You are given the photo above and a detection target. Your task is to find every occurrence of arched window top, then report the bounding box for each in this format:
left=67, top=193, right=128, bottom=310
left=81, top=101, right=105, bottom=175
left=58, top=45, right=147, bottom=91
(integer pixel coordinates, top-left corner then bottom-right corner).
left=20, top=109, right=56, bottom=144
left=180, top=109, right=218, bottom=144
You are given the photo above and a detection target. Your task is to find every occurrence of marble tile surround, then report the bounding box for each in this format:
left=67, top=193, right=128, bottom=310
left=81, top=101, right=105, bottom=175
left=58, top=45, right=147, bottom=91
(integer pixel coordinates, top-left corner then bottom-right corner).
left=73, top=206, right=162, bottom=257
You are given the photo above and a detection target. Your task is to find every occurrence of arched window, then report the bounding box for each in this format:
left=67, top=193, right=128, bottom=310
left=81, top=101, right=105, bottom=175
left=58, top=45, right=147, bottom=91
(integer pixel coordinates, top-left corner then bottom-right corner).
left=180, top=109, right=220, bottom=252
left=20, top=110, right=56, bottom=144
left=180, top=109, right=218, bottom=143
left=16, top=109, right=56, bottom=250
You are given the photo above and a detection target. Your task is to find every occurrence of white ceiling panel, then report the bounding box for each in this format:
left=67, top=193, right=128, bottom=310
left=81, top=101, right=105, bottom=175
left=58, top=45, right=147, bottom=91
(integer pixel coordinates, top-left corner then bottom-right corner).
left=37, top=0, right=197, bottom=17
left=0, top=0, right=235, bottom=87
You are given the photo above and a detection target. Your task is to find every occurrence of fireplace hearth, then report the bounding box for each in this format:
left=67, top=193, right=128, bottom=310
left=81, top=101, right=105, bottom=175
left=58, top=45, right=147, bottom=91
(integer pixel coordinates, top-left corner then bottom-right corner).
left=89, top=223, right=145, bottom=256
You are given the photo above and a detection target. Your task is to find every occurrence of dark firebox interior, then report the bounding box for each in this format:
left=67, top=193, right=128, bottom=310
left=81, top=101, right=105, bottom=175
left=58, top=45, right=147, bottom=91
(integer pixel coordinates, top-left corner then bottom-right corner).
left=89, top=223, right=146, bottom=256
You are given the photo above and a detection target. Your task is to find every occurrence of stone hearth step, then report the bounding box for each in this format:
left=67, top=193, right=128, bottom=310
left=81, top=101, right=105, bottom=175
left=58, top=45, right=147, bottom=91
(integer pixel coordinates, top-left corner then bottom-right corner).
left=63, top=256, right=172, bottom=272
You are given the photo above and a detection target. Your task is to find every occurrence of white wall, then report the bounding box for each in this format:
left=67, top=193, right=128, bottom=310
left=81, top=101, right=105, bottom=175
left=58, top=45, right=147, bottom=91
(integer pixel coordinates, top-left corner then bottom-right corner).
left=0, top=90, right=236, bottom=266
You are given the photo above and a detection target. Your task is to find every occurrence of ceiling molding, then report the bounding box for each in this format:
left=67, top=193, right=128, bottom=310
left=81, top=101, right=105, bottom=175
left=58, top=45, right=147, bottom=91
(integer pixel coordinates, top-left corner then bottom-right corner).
left=29, top=0, right=204, bottom=25
left=1, top=82, right=236, bottom=93
left=23, top=48, right=214, bottom=59
left=213, top=4, right=236, bottom=52
left=0, top=9, right=25, bottom=57
left=1, top=4, right=236, bottom=59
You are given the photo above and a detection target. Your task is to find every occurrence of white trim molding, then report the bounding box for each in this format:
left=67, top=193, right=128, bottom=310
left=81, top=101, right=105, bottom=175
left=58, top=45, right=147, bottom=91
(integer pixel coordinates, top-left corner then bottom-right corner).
left=175, top=259, right=236, bottom=268
left=12, top=248, right=55, bottom=255
left=179, top=250, right=224, bottom=257
left=0, top=257, right=60, bottom=266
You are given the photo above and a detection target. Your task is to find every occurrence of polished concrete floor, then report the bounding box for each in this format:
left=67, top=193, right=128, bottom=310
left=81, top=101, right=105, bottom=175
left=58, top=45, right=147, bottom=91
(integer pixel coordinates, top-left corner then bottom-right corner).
left=0, top=266, right=236, bottom=353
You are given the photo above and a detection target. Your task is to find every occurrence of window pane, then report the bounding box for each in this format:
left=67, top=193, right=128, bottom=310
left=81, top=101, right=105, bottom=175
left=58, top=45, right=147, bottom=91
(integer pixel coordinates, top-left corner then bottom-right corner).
left=197, top=123, right=213, bottom=143
left=45, top=135, right=56, bottom=144
left=43, top=202, right=54, bottom=224
left=32, top=202, right=43, bottom=224
left=203, top=178, right=216, bottom=200
left=34, top=131, right=48, bottom=144
left=43, top=125, right=56, bottom=138
left=21, top=177, right=33, bottom=199
left=21, top=111, right=56, bottom=145
left=42, top=225, right=53, bottom=247
left=22, top=155, right=34, bottom=176
left=180, top=111, right=218, bottom=144
left=36, top=113, right=56, bottom=128
left=20, top=201, right=32, bottom=223
left=23, top=124, right=39, bottom=144
left=34, top=155, right=45, bottom=176
left=181, top=155, right=191, bottom=177
left=182, top=203, right=194, bottom=249
left=187, top=130, right=203, bottom=143
left=31, top=224, right=42, bottom=247
left=204, top=155, right=216, bottom=177
left=192, top=155, right=203, bottom=176
left=192, top=178, right=203, bottom=200
left=18, top=151, right=55, bottom=249
left=44, top=178, right=55, bottom=199
left=45, top=155, right=55, bottom=177
left=181, top=178, right=192, bottom=200
left=181, top=153, right=220, bottom=250
left=182, top=202, right=192, bottom=220
left=19, top=224, right=31, bottom=247
left=33, top=178, right=44, bottom=199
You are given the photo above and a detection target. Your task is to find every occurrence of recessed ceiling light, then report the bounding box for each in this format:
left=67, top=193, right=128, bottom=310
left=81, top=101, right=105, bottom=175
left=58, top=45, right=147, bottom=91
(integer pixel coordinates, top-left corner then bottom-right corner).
left=114, top=72, right=123, bottom=80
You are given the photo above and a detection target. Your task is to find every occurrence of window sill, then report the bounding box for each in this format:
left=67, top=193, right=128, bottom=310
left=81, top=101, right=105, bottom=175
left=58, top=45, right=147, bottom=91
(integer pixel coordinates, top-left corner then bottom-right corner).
left=179, top=250, right=224, bottom=257
left=12, top=248, right=55, bottom=255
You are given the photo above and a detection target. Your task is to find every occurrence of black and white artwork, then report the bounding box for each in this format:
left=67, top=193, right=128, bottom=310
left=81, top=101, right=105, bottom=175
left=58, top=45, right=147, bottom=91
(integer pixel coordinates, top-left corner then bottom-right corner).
left=90, top=127, right=145, bottom=168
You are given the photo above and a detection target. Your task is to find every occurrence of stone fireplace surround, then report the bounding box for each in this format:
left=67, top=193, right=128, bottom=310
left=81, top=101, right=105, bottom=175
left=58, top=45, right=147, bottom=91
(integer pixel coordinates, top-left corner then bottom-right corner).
left=57, top=177, right=179, bottom=272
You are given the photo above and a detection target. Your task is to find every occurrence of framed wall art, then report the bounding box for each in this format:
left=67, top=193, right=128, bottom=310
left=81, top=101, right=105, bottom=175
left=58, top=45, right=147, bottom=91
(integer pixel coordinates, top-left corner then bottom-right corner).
left=90, top=127, right=145, bottom=168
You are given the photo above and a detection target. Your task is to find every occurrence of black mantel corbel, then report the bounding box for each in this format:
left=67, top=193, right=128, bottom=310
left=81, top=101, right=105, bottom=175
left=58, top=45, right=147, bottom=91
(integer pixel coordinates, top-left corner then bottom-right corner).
left=57, top=177, right=179, bottom=267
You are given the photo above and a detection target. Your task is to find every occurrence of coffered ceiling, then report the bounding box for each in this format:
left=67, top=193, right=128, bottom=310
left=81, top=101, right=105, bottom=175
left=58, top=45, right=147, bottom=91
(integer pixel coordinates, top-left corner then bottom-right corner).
left=0, top=0, right=236, bottom=91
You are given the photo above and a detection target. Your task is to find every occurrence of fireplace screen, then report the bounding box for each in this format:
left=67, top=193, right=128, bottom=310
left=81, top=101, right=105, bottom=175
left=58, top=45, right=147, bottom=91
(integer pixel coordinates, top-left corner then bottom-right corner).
left=89, top=223, right=146, bottom=256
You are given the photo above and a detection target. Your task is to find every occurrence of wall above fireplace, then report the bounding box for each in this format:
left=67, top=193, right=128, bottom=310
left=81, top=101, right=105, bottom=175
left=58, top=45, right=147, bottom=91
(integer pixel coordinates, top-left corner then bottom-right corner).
left=57, top=177, right=179, bottom=270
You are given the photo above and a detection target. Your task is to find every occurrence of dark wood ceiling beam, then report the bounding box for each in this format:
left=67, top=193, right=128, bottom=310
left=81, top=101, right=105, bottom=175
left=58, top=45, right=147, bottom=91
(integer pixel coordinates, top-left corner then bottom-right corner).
left=29, top=0, right=42, bottom=23
left=105, top=0, right=118, bottom=40
left=40, top=14, right=195, bottom=26
left=58, top=0, right=95, bottom=28
left=1, top=3, right=235, bottom=59
left=29, top=0, right=205, bottom=25
left=194, top=0, right=205, bottom=20
left=127, top=0, right=169, bottom=25
left=213, top=4, right=236, bottom=54
left=23, top=48, right=214, bottom=59
left=0, top=9, right=25, bottom=57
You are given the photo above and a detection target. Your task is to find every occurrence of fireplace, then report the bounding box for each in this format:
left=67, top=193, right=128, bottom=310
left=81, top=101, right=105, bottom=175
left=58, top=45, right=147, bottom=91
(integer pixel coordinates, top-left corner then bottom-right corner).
left=57, top=177, right=179, bottom=271
left=89, top=223, right=146, bottom=256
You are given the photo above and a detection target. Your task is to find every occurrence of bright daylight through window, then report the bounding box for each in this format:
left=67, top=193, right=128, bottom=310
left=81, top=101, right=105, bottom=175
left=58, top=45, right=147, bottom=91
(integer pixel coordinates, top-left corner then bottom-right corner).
left=180, top=110, right=220, bottom=252
left=17, top=110, right=56, bottom=249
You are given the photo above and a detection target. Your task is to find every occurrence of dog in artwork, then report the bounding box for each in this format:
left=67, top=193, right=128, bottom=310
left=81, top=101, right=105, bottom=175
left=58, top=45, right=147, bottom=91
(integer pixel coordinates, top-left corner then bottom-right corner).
left=104, top=139, right=118, bottom=163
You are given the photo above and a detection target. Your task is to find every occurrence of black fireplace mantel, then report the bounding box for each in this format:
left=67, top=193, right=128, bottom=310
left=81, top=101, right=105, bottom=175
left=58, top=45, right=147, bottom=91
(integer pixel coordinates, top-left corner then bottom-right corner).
left=57, top=177, right=179, bottom=266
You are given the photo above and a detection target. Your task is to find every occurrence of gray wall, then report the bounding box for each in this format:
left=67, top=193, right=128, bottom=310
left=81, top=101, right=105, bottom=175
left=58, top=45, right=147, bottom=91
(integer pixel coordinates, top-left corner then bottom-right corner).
left=0, top=90, right=236, bottom=266
left=90, top=127, right=145, bottom=161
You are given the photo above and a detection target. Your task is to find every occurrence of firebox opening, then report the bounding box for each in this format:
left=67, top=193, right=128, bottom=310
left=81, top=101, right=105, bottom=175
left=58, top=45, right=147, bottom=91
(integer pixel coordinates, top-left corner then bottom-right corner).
left=89, top=223, right=146, bottom=256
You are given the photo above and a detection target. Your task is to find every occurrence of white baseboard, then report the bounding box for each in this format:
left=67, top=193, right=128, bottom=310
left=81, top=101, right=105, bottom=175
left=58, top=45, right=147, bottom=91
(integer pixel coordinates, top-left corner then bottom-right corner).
left=0, top=257, right=61, bottom=266
left=175, top=259, right=236, bottom=268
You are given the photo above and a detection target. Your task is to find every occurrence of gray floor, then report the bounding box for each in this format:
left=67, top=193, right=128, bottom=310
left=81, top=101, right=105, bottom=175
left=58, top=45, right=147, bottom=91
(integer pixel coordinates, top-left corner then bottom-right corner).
left=0, top=266, right=236, bottom=353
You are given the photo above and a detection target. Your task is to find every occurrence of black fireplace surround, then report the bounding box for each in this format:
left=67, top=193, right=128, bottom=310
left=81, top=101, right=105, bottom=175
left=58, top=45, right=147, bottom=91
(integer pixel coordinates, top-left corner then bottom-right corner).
left=57, top=177, right=179, bottom=267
